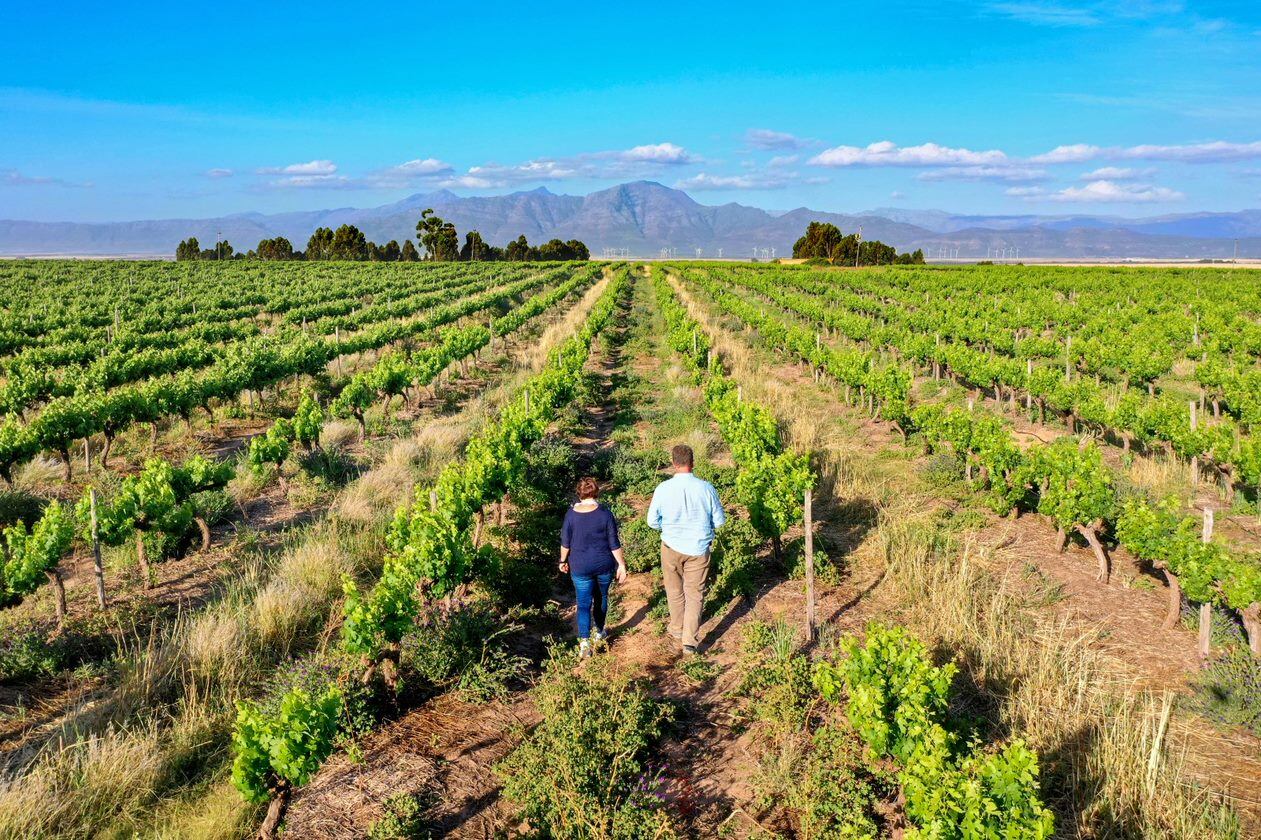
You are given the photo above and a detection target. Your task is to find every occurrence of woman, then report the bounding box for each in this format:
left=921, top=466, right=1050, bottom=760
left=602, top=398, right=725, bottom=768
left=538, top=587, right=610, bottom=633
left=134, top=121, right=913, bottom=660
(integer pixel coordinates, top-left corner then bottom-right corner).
left=559, top=476, right=627, bottom=658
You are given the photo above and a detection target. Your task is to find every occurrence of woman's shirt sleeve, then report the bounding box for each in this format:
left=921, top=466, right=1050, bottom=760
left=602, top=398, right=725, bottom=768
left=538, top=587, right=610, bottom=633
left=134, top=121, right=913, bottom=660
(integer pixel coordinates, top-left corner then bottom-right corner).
left=606, top=509, right=622, bottom=551
left=560, top=509, right=573, bottom=549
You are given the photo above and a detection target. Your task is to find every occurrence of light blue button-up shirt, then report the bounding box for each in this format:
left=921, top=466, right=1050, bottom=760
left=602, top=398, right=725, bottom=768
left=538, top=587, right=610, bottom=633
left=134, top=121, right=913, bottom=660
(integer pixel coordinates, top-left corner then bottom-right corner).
left=646, top=472, right=727, bottom=556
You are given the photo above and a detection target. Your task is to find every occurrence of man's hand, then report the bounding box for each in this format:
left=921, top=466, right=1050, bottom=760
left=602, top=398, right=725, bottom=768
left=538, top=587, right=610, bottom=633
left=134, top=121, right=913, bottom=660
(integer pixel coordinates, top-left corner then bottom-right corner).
left=558, top=561, right=569, bottom=573
left=615, top=564, right=627, bottom=583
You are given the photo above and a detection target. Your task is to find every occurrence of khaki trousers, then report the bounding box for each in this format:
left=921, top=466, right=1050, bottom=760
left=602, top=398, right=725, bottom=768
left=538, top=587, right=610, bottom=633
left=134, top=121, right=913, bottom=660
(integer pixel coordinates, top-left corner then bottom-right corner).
left=661, top=543, right=710, bottom=648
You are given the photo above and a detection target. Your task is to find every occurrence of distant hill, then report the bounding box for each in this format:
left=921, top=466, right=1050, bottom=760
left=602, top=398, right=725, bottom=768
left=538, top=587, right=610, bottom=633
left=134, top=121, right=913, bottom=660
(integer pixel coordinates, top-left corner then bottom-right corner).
left=2, top=181, right=1258, bottom=259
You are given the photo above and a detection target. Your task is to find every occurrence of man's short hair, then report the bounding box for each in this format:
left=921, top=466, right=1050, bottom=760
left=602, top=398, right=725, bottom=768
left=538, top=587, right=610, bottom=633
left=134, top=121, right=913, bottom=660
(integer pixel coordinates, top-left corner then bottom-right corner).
left=671, top=444, right=694, bottom=469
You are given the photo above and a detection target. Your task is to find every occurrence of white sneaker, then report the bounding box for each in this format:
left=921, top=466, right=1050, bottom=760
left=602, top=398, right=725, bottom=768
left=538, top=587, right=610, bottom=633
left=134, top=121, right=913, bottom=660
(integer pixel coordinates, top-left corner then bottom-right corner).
left=594, top=629, right=609, bottom=642
left=579, top=639, right=592, bottom=659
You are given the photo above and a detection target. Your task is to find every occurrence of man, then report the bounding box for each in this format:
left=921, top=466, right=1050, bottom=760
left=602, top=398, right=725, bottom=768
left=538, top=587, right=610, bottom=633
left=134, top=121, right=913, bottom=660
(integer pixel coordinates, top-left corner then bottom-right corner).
left=646, top=444, right=726, bottom=654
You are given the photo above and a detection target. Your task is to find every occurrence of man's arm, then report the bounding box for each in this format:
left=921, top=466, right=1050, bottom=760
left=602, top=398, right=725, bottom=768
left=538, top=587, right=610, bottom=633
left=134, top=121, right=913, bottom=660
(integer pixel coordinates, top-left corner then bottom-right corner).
left=646, top=487, right=663, bottom=531
left=709, top=483, right=727, bottom=530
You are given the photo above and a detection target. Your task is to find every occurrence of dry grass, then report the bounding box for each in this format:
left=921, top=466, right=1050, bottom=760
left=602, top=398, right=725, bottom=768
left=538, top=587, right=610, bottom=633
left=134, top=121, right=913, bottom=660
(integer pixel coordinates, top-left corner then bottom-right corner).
left=529, top=277, right=611, bottom=372
left=1124, top=452, right=1194, bottom=504
left=226, top=462, right=269, bottom=507
left=0, top=706, right=229, bottom=840
left=321, top=419, right=361, bottom=452
left=881, top=534, right=1239, bottom=838
left=13, top=455, right=63, bottom=493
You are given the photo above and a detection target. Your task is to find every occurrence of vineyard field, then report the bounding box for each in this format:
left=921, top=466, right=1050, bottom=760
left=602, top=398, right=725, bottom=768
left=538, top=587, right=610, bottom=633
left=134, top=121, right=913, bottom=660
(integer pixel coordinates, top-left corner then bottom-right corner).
left=0, top=259, right=1258, bottom=840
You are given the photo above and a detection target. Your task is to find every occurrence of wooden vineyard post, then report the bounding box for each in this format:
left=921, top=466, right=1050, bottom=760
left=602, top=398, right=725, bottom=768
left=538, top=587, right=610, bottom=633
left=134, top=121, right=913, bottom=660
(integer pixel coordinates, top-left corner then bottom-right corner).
left=1199, top=508, right=1213, bottom=665
left=429, top=490, right=438, bottom=513
left=1189, top=401, right=1199, bottom=488
left=1025, top=359, right=1033, bottom=411
left=1243, top=602, right=1261, bottom=659
left=89, top=489, right=107, bottom=609
left=334, top=327, right=343, bottom=377
left=524, top=388, right=531, bottom=415
left=804, top=488, right=816, bottom=642
left=1065, top=335, right=1072, bottom=382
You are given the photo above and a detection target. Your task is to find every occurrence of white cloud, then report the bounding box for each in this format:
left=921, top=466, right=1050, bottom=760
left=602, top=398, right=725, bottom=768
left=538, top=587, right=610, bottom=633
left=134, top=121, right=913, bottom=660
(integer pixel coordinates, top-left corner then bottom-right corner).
left=674, top=172, right=788, bottom=191
left=366, top=158, right=457, bottom=188
left=258, top=159, right=338, bottom=176
left=768, top=154, right=799, bottom=167
left=204, top=167, right=234, bottom=179
left=2, top=169, right=92, bottom=188
left=746, top=129, right=810, bottom=150
left=435, top=142, right=698, bottom=190
left=1079, top=166, right=1152, bottom=180
left=1034, top=140, right=1261, bottom=165
left=809, top=141, right=1008, bottom=168
left=1118, top=140, right=1261, bottom=162
left=266, top=174, right=352, bottom=189
left=1011, top=180, right=1185, bottom=203
left=1029, top=144, right=1101, bottom=164
left=619, top=142, right=694, bottom=164
left=389, top=158, right=453, bottom=176
left=439, top=174, right=501, bottom=190
left=986, top=1, right=1186, bottom=27
left=456, top=159, right=585, bottom=188
left=987, top=2, right=1101, bottom=26
left=917, top=165, right=1048, bottom=182
left=890, top=191, right=907, bottom=200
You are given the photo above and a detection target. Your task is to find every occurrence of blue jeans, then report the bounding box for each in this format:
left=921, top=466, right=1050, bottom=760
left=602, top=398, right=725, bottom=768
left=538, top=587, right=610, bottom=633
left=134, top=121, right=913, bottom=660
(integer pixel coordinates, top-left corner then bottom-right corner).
left=571, top=571, right=613, bottom=639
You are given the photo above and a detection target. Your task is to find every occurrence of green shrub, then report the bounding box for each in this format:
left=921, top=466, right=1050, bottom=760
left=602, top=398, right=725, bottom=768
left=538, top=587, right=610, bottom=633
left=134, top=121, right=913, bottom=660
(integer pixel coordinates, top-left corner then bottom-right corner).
left=367, top=792, right=438, bottom=840
left=1190, top=646, right=1261, bottom=736
left=781, top=724, right=883, bottom=840
left=619, top=517, right=659, bottom=573
left=495, top=651, right=676, bottom=839
left=706, top=515, right=761, bottom=613
left=609, top=448, right=667, bottom=497
left=399, top=599, right=527, bottom=695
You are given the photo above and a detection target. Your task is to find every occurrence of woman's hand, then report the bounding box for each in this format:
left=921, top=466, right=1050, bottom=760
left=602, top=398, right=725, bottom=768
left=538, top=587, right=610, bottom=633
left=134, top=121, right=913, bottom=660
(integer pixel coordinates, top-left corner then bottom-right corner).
left=615, top=563, right=627, bottom=583
left=558, top=561, right=569, bottom=573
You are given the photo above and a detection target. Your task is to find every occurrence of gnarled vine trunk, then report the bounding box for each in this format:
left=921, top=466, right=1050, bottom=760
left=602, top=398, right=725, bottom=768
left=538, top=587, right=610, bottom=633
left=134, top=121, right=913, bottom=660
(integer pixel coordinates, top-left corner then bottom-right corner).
left=195, top=516, right=211, bottom=552
left=59, top=447, right=73, bottom=482
left=45, top=569, right=66, bottom=626
left=258, top=782, right=291, bottom=840
left=136, top=531, right=152, bottom=588
left=1243, top=603, right=1260, bottom=658
left=1074, top=520, right=1110, bottom=583
left=1156, top=564, right=1181, bottom=629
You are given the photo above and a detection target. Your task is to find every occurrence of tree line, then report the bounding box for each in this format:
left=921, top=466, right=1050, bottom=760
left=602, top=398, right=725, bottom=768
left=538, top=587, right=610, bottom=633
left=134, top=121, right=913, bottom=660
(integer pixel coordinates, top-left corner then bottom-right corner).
left=175, top=209, right=590, bottom=263
left=791, top=221, right=925, bottom=266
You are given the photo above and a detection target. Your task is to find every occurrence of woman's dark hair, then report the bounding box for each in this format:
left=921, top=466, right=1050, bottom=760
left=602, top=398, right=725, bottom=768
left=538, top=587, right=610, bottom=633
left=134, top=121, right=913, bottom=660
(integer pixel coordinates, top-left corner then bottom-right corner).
left=576, top=476, right=600, bottom=500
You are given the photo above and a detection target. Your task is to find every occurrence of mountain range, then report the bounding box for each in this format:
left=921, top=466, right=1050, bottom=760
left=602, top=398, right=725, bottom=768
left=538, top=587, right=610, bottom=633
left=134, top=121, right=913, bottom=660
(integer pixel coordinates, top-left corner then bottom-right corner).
left=2, top=181, right=1259, bottom=259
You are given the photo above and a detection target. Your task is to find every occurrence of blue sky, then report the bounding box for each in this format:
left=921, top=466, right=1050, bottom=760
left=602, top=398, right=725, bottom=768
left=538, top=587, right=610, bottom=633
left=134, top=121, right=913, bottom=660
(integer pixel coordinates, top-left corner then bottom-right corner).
left=3, top=0, right=1260, bottom=221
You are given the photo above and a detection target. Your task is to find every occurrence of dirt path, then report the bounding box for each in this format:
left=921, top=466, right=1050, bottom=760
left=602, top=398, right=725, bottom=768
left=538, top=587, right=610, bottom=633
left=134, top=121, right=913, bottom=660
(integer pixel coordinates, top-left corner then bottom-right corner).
left=283, top=281, right=629, bottom=838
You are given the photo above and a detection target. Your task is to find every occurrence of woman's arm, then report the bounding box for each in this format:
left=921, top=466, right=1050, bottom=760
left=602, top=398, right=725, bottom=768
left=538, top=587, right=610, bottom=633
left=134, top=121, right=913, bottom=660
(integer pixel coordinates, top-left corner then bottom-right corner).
left=608, top=512, right=626, bottom=582
left=559, top=510, right=572, bottom=572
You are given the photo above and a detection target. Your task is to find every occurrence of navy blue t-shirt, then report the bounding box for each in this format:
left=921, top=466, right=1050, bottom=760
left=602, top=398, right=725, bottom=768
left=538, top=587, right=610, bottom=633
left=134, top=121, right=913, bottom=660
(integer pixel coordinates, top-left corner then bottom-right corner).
left=560, top=503, right=621, bottom=575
